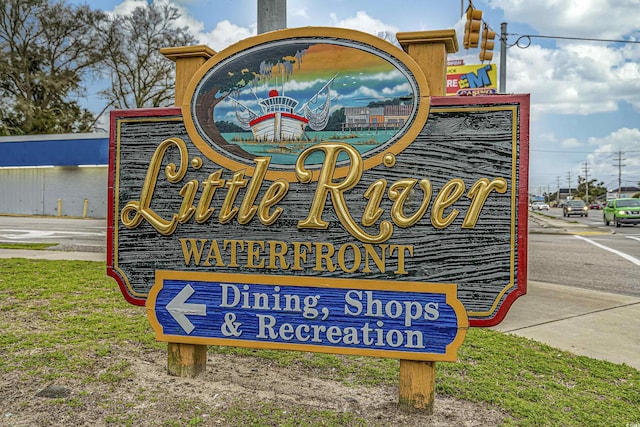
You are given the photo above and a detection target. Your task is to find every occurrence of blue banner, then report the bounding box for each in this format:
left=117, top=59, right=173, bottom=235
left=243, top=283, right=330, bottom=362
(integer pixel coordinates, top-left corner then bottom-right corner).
left=148, top=271, right=467, bottom=360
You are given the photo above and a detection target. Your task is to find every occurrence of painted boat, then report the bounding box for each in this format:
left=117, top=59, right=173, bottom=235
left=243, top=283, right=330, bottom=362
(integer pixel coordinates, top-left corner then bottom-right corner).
left=248, top=92, right=309, bottom=141
left=229, top=74, right=338, bottom=143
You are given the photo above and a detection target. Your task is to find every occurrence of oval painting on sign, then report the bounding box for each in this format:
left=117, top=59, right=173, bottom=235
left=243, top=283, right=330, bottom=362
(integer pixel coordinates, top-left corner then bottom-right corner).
left=184, top=27, right=429, bottom=181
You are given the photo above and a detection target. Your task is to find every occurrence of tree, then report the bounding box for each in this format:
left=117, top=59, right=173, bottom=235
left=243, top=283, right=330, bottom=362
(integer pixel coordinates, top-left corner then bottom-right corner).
left=325, top=107, right=345, bottom=131
left=576, top=177, right=607, bottom=202
left=98, top=2, right=195, bottom=110
left=0, top=0, right=105, bottom=135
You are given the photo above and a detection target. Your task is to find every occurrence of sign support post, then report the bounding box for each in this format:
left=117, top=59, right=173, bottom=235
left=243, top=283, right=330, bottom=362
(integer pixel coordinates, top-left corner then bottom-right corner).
left=160, top=44, right=216, bottom=378
left=396, top=29, right=458, bottom=414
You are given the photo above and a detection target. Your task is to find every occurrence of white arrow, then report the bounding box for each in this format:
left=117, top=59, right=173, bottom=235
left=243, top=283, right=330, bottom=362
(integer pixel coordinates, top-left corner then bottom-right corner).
left=166, top=285, right=207, bottom=334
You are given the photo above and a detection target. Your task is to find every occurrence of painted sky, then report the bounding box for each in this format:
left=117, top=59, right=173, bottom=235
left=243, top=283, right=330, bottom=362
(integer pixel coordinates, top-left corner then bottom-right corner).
left=71, top=0, right=640, bottom=195
left=209, top=41, right=410, bottom=125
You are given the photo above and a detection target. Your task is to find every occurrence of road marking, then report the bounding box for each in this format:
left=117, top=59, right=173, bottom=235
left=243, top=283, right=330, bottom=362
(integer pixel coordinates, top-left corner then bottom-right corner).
left=574, top=235, right=640, bottom=267
left=569, top=231, right=610, bottom=236
left=626, top=236, right=640, bottom=243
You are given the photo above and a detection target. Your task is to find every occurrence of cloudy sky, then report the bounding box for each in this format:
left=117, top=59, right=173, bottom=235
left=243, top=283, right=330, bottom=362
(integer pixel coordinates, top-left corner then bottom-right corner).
left=76, top=0, right=640, bottom=196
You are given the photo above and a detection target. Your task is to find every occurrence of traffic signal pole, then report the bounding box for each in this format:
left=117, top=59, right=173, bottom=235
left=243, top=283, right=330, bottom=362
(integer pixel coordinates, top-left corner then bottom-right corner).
left=499, top=22, right=507, bottom=93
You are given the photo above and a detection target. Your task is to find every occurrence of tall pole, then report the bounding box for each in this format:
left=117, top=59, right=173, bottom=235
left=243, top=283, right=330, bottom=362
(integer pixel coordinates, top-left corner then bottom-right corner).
left=258, top=0, right=287, bottom=34
left=583, top=161, right=590, bottom=203
left=614, top=150, right=625, bottom=198
left=499, top=22, right=507, bottom=93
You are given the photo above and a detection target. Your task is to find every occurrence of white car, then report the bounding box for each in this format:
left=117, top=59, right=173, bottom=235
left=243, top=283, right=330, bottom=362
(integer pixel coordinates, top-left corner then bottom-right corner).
left=531, top=201, right=550, bottom=211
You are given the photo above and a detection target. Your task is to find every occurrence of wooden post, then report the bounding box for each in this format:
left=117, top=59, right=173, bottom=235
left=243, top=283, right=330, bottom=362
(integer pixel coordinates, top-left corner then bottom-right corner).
left=398, top=360, right=436, bottom=413
left=395, top=29, right=458, bottom=414
left=396, top=30, right=458, bottom=97
left=167, top=342, right=207, bottom=377
left=160, top=44, right=216, bottom=378
left=161, top=45, right=216, bottom=106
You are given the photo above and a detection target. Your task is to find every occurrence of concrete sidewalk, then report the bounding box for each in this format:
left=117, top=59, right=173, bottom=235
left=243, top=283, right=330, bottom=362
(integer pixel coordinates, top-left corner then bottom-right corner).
left=1, top=239, right=638, bottom=370
left=504, top=211, right=640, bottom=369
left=491, top=280, right=640, bottom=369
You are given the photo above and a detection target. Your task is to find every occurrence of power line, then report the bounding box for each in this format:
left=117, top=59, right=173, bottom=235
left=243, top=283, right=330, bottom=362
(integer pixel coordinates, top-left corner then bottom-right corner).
left=509, top=33, right=640, bottom=49
left=530, top=148, right=640, bottom=154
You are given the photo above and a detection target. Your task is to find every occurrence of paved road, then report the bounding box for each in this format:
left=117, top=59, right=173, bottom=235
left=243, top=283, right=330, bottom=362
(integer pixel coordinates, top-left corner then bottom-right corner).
left=0, top=216, right=105, bottom=252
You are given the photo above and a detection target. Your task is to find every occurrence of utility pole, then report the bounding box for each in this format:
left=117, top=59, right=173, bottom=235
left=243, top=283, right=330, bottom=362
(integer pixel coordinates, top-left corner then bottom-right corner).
left=583, top=161, right=590, bottom=203
left=257, top=0, right=287, bottom=34
left=556, top=176, right=561, bottom=206
left=613, top=151, right=625, bottom=198
left=567, top=171, right=572, bottom=199
left=499, top=22, right=507, bottom=93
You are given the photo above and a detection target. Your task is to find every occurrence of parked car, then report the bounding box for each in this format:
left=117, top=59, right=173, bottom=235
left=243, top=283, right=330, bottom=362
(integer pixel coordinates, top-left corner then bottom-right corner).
left=531, top=201, right=550, bottom=211
left=563, top=200, right=588, bottom=217
left=603, top=198, right=640, bottom=227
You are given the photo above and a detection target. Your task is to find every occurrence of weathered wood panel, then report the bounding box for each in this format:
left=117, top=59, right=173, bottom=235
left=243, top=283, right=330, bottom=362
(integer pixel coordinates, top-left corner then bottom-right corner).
left=108, top=96, right=528, bottom=326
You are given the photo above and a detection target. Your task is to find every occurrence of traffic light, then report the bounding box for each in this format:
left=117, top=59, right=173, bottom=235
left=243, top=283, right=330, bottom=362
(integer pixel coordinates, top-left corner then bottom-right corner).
left=463, top=7, right=483, bottom=49
left=479, top=23, right=496, bottom=62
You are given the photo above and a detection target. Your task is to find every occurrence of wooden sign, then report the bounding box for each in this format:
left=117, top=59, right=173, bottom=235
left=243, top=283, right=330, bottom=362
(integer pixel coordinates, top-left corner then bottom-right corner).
left=147, top=270, right=467, bottom=361
left=108, top=27, right=529, bottom=335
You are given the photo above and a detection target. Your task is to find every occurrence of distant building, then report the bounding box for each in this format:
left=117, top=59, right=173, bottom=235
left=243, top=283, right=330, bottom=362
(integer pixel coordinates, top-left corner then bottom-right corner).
left=384, top=104, right=412, bottom=128
left=0, top=133, right=108, bottom=218
left=607, top=186, right=640, bottom=199
left=344, top=106, right=369, bottom=130
left=343, top=104, right=411, bottom=131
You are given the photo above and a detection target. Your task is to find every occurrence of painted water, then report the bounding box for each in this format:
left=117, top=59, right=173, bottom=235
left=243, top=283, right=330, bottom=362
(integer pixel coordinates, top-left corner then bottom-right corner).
left=221, top=130, right=397, bottom=166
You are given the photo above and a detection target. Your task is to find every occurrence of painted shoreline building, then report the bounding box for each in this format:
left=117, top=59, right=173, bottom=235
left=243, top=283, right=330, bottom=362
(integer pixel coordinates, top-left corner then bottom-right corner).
left=343, top=104, right=412, bottom=131
left=0, top=133, right=109, bottom=218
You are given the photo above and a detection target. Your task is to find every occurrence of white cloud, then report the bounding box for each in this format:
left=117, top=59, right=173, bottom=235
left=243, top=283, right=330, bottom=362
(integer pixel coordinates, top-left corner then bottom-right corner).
left=460, top=0, right=640, bottom=123
left=561, top=137, right=584, bottom=148
left=487, top=0, right=640, bottom=39
left=197, top=20, right=255, bottom=52
left=108, top=0, right=147, bottom=16
left=577, top=128, right=640, bottom=187
left=329, top=10, right=399, bottom=35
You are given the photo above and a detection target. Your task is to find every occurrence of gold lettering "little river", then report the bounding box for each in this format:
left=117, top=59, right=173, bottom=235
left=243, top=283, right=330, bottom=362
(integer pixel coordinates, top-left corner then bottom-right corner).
left=121, top=137, right=507, bottom=243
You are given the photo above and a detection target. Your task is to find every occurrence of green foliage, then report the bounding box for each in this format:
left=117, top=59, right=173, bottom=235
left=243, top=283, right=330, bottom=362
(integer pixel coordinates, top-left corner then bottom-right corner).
left=0, top=0, right=105, bottom=135
left=366, top=96, right=411, bottom=108
left=437, top=329, right=640, bottom=426
left=0, top=242, right=58, bottom=250
left=215, top=120, right=245, bottom=133
left=221, top=402, right=367, bottom=426
left=325, top=107, right=346, bottom=131
left=0, top=0, right=198, bottom=134
left=576, top=177, right=608, bottom=203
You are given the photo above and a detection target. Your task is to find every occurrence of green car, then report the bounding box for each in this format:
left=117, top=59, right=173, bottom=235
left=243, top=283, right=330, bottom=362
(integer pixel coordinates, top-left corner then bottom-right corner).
left=603, top=198, right=640, bottom=227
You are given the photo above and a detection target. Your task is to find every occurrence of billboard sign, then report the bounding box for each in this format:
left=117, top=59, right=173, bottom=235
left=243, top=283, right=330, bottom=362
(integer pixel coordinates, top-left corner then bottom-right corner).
left=447, top=63, right=498, bottom=96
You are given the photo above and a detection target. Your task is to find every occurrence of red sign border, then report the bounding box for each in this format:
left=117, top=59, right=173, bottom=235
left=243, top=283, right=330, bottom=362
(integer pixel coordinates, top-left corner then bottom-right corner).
left=107, top=94, right=530, bottom=327
left=431, top=95, right=530, bottom=326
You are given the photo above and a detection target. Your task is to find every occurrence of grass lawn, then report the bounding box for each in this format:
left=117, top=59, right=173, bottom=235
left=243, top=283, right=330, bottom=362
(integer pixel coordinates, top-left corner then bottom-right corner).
left=0, top=258, right=638, bottom=426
